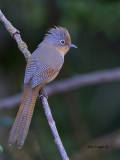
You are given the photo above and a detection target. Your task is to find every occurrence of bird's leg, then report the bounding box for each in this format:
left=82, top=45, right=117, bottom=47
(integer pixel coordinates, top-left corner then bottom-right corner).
left=39, top=86, right=48, bottom=99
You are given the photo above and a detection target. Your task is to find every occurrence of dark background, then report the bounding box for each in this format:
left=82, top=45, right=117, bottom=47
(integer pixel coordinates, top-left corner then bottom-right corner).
left=0, top=0, right=120, bottom=159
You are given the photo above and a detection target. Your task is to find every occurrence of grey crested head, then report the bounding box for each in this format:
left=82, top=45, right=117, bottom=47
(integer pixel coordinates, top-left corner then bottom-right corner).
left=43, top=26, right=77, bottom=50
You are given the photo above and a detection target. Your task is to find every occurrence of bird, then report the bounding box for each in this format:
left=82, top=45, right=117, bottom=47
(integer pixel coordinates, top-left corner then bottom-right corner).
left=9, top=26, right=77, bottom=149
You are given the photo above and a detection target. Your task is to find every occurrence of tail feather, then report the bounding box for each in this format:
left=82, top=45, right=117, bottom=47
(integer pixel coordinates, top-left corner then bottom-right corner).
left=9, top=85, right=40, bottom=148
left=17, top=91, right=38, bottom=148
left=9, top=89, right=29, bottom=145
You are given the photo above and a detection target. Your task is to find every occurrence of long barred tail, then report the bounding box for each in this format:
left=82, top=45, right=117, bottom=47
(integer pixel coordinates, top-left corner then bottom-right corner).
left=9, top=85, right=40, bottom=148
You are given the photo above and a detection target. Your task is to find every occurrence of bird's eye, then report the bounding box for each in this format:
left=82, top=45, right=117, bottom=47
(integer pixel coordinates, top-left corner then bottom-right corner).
left=60, top=40, right=65, bottom=45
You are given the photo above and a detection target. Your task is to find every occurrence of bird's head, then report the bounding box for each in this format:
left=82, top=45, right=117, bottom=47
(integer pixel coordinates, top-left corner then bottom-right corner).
left=44, top=26, right=77, bottom=55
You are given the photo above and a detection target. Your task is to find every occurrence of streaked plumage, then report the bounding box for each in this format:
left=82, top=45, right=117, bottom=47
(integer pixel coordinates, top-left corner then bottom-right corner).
left=9, top=26, right=77, bottom=148
left=24, top=46, right=64, bottom=88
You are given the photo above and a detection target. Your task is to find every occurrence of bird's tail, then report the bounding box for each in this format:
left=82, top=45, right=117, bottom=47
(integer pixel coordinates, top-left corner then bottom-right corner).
left=9, top=85, right=40, bottom=148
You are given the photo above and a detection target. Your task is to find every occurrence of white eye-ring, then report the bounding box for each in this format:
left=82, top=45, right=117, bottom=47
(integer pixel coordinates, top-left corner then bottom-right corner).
left=60, top=40, right=65, bottom=45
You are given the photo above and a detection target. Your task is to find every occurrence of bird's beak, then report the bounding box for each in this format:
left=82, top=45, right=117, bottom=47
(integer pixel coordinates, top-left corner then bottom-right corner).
left=67, top=43, right=77, bottom=48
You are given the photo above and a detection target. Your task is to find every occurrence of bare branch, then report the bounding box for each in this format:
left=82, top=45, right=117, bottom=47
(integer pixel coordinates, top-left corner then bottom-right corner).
left=47, top=67, right=120, bottom=96
left=0, top=10, right=69, bottom=160
left=0, top=10, right=31, bottom=60
left=1, top=67, right=120, bottom=110
left=0, top=93, right=22, bottom=110
left=40, top=91, right=69, bottom=160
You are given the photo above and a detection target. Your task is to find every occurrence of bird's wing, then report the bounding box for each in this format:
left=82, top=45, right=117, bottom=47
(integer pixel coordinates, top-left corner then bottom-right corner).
left=30, top=66, right=57, bottom=88
left=24, top=58, right=38, bottom=84
left=24, top=54, right=63, bottom=88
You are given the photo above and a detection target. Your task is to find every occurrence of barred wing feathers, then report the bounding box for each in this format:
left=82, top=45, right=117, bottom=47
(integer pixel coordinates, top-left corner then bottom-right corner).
left=24, top=48, right=64, bottom=88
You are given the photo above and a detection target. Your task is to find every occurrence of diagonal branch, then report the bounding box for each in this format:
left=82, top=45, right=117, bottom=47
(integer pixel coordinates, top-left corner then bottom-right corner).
left=0, top=10, right=69, bottom=160
left=47, top=67, right=120, bottom=95
left=1, top=67, right=120, bottom=109
left=0, top=10, right=31, bottom=60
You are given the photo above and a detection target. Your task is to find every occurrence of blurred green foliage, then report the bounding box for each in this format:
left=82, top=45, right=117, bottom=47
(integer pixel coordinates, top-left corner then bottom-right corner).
left=0, top=0, right=120, bottom=159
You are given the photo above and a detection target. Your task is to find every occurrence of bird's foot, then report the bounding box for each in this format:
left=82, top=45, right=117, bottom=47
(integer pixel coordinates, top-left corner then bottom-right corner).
left=39, top=87, right=48, bottom=99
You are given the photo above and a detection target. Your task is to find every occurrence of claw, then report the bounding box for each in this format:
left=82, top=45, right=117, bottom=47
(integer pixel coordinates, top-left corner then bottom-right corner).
left=39, top=87, right=48, bottom=99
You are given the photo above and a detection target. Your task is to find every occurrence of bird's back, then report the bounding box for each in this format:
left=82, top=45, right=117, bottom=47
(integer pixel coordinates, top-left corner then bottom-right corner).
left=24, top=44, right=64, bottom=88
left=31, top=44, right=64, bottom=72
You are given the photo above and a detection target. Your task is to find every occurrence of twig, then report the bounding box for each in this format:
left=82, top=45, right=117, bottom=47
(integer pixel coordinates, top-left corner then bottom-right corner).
left=40, top=91, right=69, bottom=160
left=0, top=10, right=69, bottom=160
left=1, top=68, right=120, bottom=109
left=0, top=10, right=31, bottom=60
left=0, top=93, right=22, bottom=110
left=47, top=67, right=120, bottom=95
